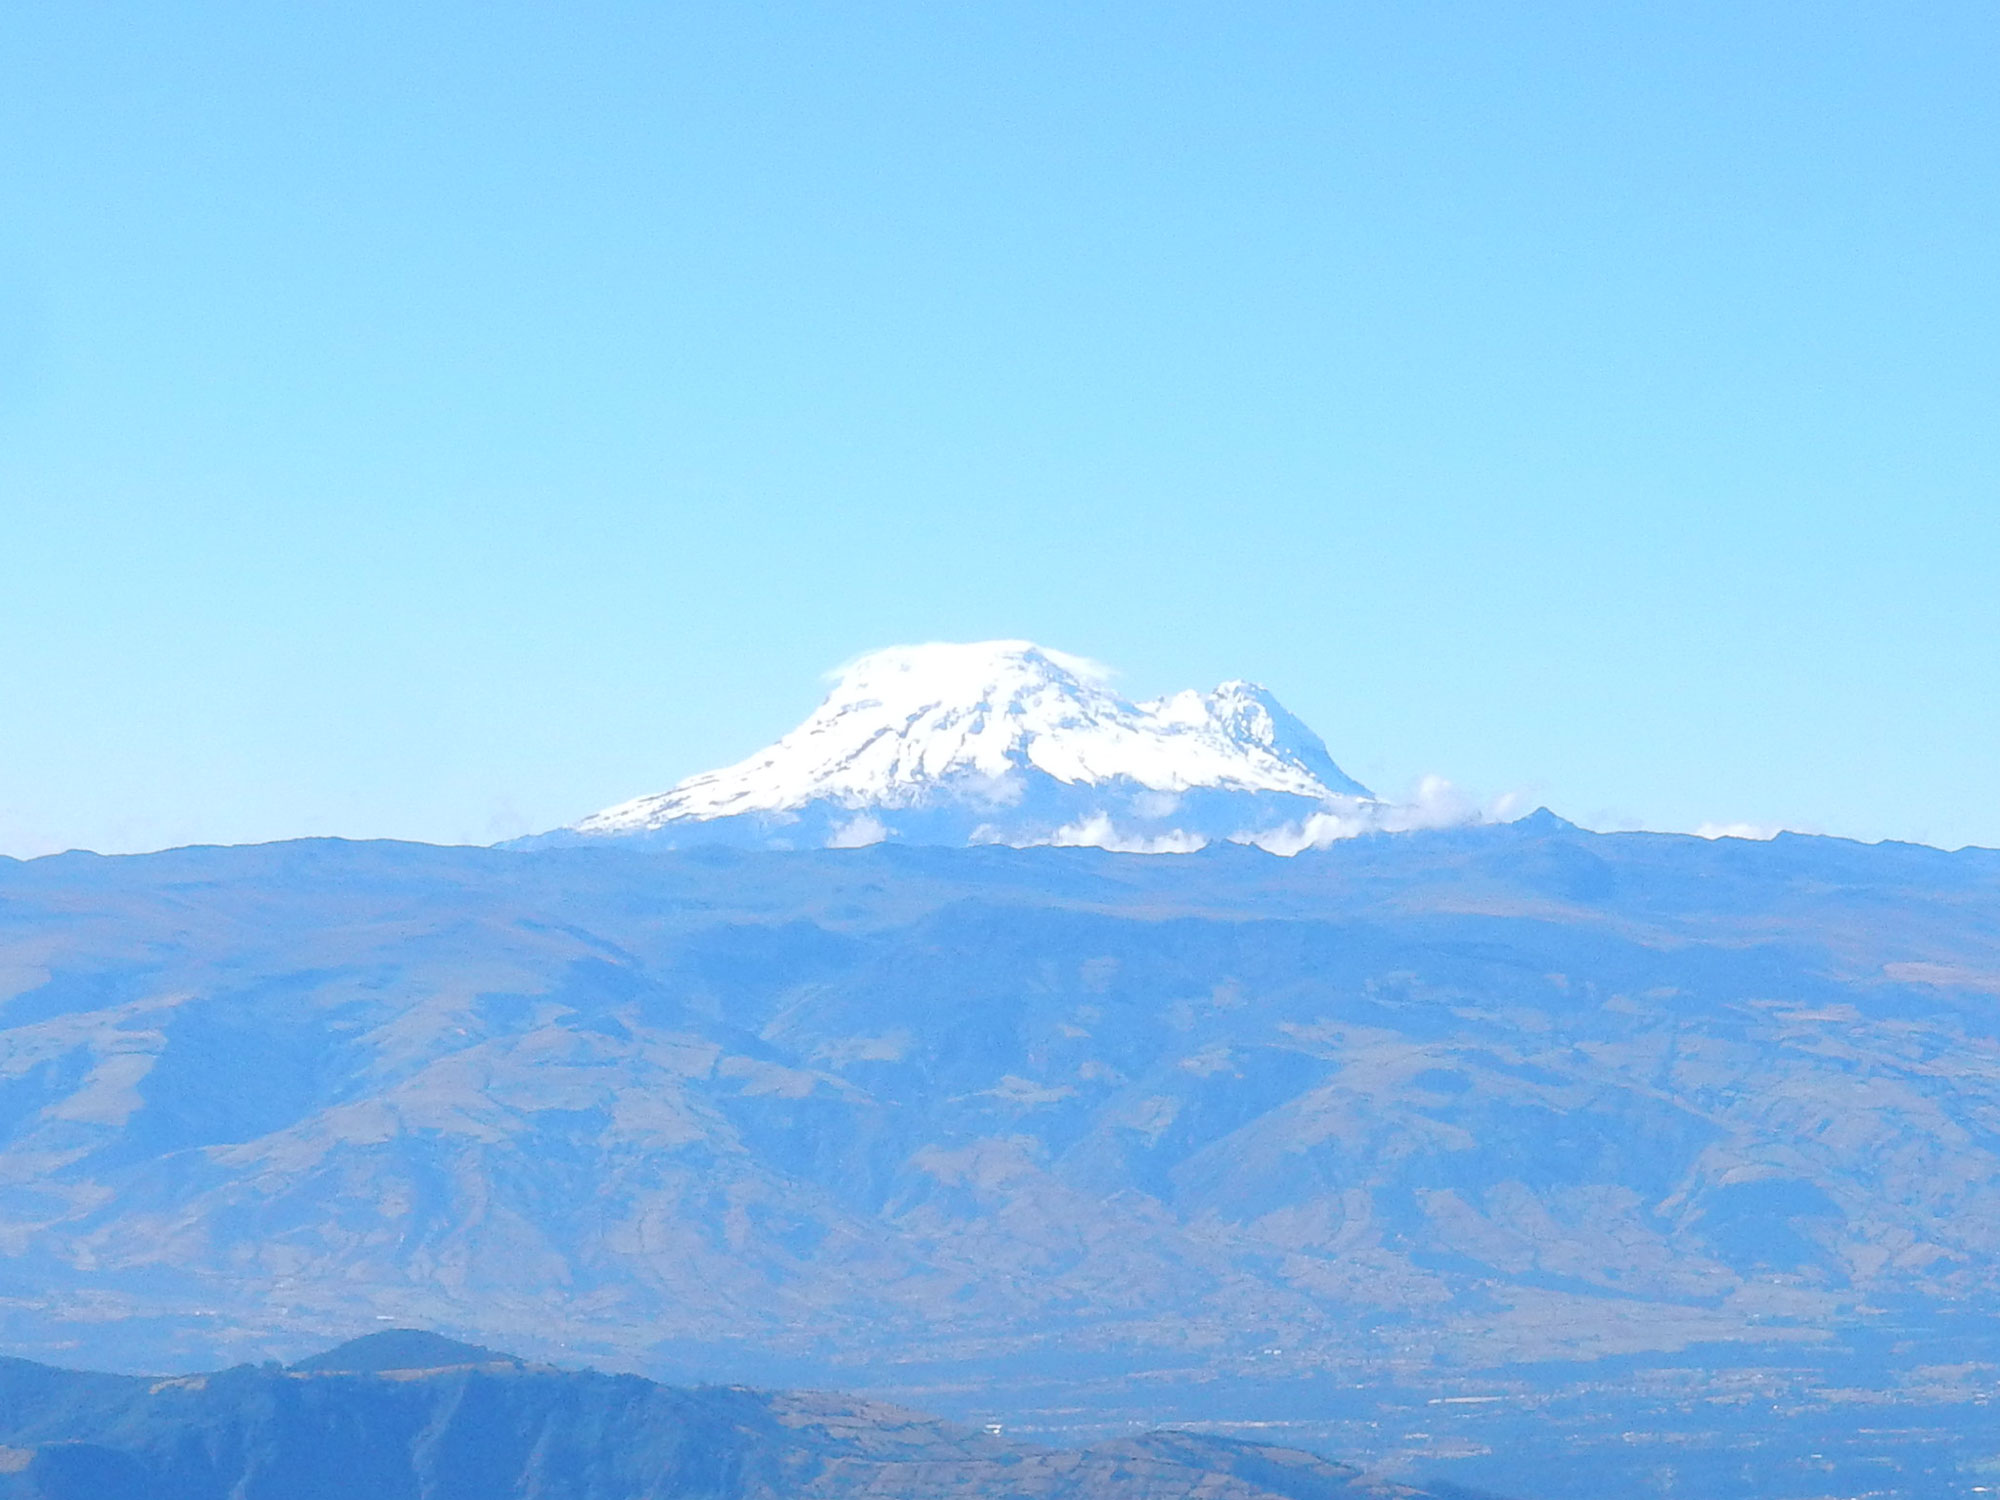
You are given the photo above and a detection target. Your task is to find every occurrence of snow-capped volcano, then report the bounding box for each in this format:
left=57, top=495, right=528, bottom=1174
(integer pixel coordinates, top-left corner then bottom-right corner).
left=540, top=641, right=1401, bottom=853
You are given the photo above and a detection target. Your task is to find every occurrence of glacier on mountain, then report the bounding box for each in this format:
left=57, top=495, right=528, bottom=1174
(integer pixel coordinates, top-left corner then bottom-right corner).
left=531, top=641, right=1470, bottom=853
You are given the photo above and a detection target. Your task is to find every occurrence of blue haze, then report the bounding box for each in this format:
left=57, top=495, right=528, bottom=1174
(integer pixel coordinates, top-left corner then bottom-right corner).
left=3, top=822, right=1999, bottom=1495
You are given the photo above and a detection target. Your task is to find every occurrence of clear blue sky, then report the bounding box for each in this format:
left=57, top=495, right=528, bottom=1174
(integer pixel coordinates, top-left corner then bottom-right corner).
left=3, top=2, right=1996, bottom=856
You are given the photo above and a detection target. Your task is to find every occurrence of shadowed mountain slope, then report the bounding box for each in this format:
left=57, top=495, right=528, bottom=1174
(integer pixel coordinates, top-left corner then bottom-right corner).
left=288, top=1329, right=517, bottom=1372
left=0, top=1338, right=1450, bottom=1500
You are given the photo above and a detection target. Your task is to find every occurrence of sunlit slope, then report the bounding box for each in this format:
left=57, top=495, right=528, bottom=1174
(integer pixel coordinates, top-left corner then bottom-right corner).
left=0, top=819, right=1997, bottom=1385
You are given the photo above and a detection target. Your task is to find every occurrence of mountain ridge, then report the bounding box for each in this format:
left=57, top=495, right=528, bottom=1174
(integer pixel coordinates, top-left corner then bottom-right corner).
left=528, top=641, right=1397, bottom=854
left=3, top=826, right=1998, bottom=1493
left=290, top=1329, right=520, bottom=1373
left=0, top=1337, right=1460, bottom=1500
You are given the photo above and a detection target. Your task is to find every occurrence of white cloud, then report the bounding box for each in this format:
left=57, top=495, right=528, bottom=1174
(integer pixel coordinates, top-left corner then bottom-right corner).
left=827, top=813, right=889, bottom=848
left=1243, top=776, right=1491, bottom=855
left=1379, top=774, right=1482, bottom=833
left=1045, top=811, right=1208, bottom=854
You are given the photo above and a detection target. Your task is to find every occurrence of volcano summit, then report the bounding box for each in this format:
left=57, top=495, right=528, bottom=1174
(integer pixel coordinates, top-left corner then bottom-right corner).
left=532, top=641, right=1416, bottom=853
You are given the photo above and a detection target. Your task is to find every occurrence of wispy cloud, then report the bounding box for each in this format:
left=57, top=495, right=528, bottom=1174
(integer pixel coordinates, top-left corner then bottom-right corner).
left=1046, top=812, right=1208, bottom=854
left=1243, top=776, right=1507, bottom=854
left=827, top=813, right=889, bottom=848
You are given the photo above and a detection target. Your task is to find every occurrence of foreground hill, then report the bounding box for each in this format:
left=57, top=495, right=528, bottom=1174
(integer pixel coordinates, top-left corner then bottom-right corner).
left=1, top=820, right=1997, bottom=1493
left=0, top=1332, right=1450, bottom=1500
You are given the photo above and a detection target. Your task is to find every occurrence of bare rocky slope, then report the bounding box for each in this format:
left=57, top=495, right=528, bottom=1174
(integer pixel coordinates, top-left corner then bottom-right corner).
left=1, top=822, right=1998, bottom=1494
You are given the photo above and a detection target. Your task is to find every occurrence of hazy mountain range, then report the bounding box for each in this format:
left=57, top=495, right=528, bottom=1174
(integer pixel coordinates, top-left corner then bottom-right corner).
left=1, top=643, right=1996, bottom=1496
left=4, top=823, right=1998, bottom=1493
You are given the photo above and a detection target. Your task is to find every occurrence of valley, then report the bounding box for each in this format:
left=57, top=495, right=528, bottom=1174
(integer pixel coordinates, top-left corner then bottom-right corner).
left=2, top=820, right=1997, bottom=1493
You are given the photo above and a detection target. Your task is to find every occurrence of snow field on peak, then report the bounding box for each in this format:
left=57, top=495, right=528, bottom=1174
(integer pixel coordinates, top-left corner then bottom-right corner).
left=562, top=640, right=1468, bottom=853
